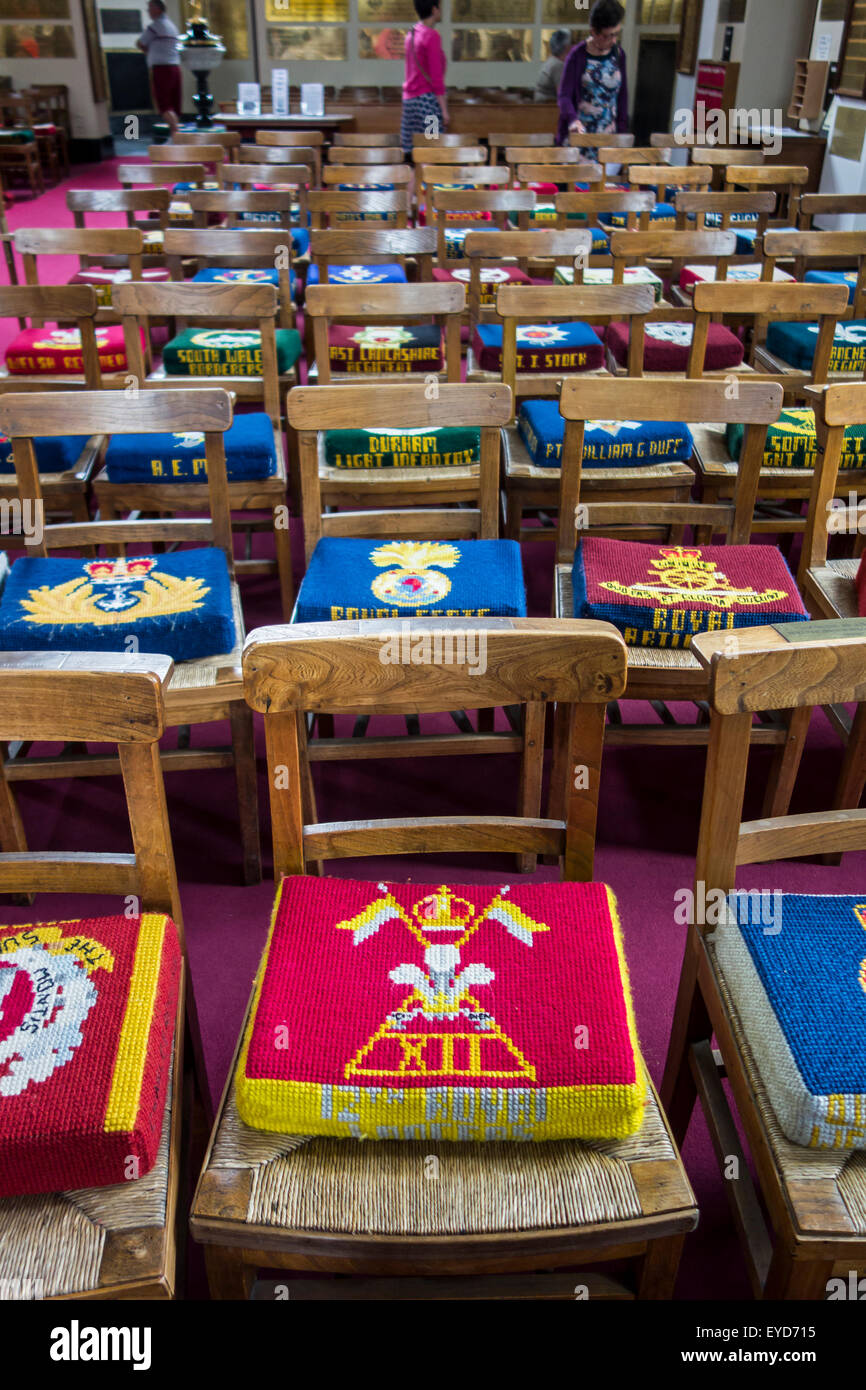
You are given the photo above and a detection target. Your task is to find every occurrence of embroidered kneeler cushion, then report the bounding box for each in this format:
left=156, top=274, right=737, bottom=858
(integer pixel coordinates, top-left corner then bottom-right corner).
left=432, top=264, right=532, bottom=306
left=161, top=327, right=302, bottom=377
left=678, top=263, right=794, bottom=293
left=804, top=268, right=858, bottom=306
left=0, top=128, right=35, bottom=143
left=323, top=426, right=480, bottom=469
left=332, top=182, right=394, bottom=224
left=725, top=407, right=866, bottom=472
left=518, top=399, right=694, bottom=469
left=105, top=413, right=277, bottom=483
left=191, top=267, right=297, bottom=297
left=554, top=264, right=662, bottom=301
left=294, top=537, right=525, bottom=622
left=0, top=548, right=236, bottom=662
left=234, top=877, right=646, bottom=1141
left=572, top=537, right=808, bottom=648
left=0, top=913, right=181, bottom=1196
left=0, top=433, right=89, bottom=475
left=765, top=320, right=866, bottom=374
left=67, top=266, right=170, bottom=306
left=605, top=320, right=744, bottom=372
left=5, top=325, right=138, bottom=377
left=712, top=894, right=866, bottom=1150
left=600, top=201, right=676, bottom=227
left=305, top=262, right=407, bottom=287
left=327, top=324, right=444, bottom=374
left=473, top=322, right=605, bottom=374
left=443, top=225, right=501, bottom=260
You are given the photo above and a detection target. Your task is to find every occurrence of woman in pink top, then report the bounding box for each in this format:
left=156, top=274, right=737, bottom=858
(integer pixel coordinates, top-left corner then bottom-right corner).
left=401, top=0, right=449, bottom=158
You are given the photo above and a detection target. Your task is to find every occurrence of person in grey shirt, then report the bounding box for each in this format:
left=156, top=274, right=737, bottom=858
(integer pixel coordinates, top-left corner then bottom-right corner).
left=534, top=29, right=570, bottom=103
left=138, top=0, right=182, bottom=134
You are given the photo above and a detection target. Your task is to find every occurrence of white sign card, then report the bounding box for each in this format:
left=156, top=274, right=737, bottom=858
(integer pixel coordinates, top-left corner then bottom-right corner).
left=271, top=69, right=289, bottom=117
left=301, top=83, right=324, bottom=117
left=237, top=83, right=261, bottom=116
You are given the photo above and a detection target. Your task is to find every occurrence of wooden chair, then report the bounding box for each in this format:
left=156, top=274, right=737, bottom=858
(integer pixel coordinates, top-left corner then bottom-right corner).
left=504, top=145, right=588, bottom=171
left=216, top=166, right=313, bottom=257
left=724, top=164, right=808, bottom=227
left=431, top=188, right=535, bottom=265
left=173, top=129, right=241, bottom=162
left=238, top=145, right=320, bottom=183
left=598, top=147, right=671, bottom=181
left=0, top=388, right=261, bottom=885
left=627, top=163, right=713, bottom=211
left=0, top=91, right=63, bottom=186
left=672, top=190, right=777, bottom=293
left=0, top=653, right=186, bottom=1299
left=755, top=231, right=866, bottom=384
left=308, top=186, right=410, bottom=231
left=335, top=131, right=407, bottom=147
left=488, top=130, right=554, bottom=164
left=117, top=164, right=211, bottom=228
left=410, top=132, right=479, bottom=149
left=255, top=129, right=324, bottom=186
left=0, top=283, right=125, bottom=394
left=0, top=131, right=43, bottom=199
left=328, top=146, right=405, bottom=166
left=569, top=131, right=635, bottom=153
left=694, top=145, right=765, bottom=190
left=308, top=226, right=433, bottom=285
left=513, top=162, right=602, bottom=196
left=67, top=187, right=172, bottom=265
left=554, top=191, right=657, bottom=278
left=322, top=163, right=412, bottom=191
left=0, top=169, right=16, bottom=286
left=411, top=145, right=487, bottom=167
left=190, top=616, right=698, bottom=1301
left=660, top=616, right=866, bottom=1297
left=184, top=188, right=298, bottom=236
left=148, top=143, right=229, bottom=173
left=161, top=226, right=296, bottom=329
left=552, top=375, right=814, bottom=802
left=417, top=164, right=511, bottom=226
left=494, top=281, right=694, bottom=542
left=306, top=281, right=463, bottom=385
left=14, top=226, right=160, bottom=327
left=798, top=192, right=866, bottom=230
left=221, top=161, right=312, bottom=194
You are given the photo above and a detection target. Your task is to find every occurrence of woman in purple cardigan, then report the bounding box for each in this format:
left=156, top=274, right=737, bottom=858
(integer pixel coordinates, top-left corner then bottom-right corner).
left=556, top=0, right=628, bottom=152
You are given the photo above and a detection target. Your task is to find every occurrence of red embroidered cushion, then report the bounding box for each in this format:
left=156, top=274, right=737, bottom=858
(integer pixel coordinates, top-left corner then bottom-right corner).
left=605, top=320, right=744, bottom=371
left=4, top=325, right=138, bottom=376
left=327, top=324, right=444, bottom=373
left=0, top=914, right=181, bottom=1196
left=432, top=264, right=532, bottom=307
left=236, top=877, right=647, bottom=1142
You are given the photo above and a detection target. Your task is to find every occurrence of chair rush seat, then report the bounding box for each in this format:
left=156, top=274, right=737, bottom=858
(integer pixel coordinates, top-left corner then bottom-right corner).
left=518, top=400, right=694, bottom=469
left=605, top=320, right=744, bottom=372
left=766, top=319, right=866, bottom=373
left=572, top=537, right=808, bottom=648
left=726, top=407, right=866, bottom=471
left=473, top=322, right=605, bottom=374
left=554, top=264, right=663, bottom=301
left=294, top=538, right=526, bottom=622
left=679, top=263, right=795, bottom=293
left=322, top=425, right=481, bottom=469
left=306, top=263, right=407, bottom=287
left=67, top=266, right=170, bottom=306
left=161, top=327, right=302, bottom=377
left=0, top=433, right=89, bottom=474
left=433, top=264, right=532, bottom=306
left=0, top=548, right=236, bottom=662
left=0, top=913, right=181, bottom=1197
left=804, top=268, right=858, bottom=305
left=711, top=894, right=866, bottom=1150
left=104, top=413, right=278, bottom=483
left=5, top=325, right=137, bottom=376
left=327, top=324, right=444, bottom=374
left=235, top=878, right=647, bottom=1142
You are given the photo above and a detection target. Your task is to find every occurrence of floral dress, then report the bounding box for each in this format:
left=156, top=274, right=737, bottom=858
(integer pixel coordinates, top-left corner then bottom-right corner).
left=578, top=48, right=622, bottom=161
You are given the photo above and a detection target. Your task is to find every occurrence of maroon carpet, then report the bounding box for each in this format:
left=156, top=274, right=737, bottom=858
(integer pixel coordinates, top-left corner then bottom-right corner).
left=2, top=162, right=863, bottom=1302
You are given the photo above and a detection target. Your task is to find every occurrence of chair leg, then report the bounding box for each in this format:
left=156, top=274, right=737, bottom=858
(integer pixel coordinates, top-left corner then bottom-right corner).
left=824, top=700, right=866, bottom=866
left=517, top=700, right=545, bottom=873
left=660, top=929, right=712, bottom=1146
left=760, top=706, right=811, bottom=820
left=229, top=701, right=261, bottom=885
left=204, top=1245, right=256, bottom=1300
left=504, top=493, right=522, bottom=542
left=637, top=1232, right=686, bottom=1299
left=762, top=1246, right=835, bottom=1301
left=273, top=511, right=294, bottom=620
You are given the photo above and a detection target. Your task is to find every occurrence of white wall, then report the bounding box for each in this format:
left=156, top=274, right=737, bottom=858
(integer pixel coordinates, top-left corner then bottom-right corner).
left=2, top=0, right=110, bottom=140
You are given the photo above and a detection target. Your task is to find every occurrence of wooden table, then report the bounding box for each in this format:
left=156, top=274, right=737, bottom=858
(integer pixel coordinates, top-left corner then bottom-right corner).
left=220, top=112, right=354, bottom=141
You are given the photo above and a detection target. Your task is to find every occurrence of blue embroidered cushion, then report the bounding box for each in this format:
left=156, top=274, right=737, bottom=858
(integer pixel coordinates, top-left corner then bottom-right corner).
left=294, top=538, right=526, bottom=622
left=713, top=893, right=866, bottom=1149
left=517, top=400, right=694, bottom=469
left=473, top=323, right=605, bottom=374
left=104, top=413, right=277, bottom=483
left=600, top=202, right=676, bottom=227
left=765, top=319, right=866, bottom=373
left=0, top=434, right=89, bottom=475
left=305, top=263, right=408, bottom=287
left=804, top=268, right=858, bottom=306
left=0, top=549, right=236, bottom=662
left=443, top=226, right=500, bottom=260
left=191, top=267, right=296, bottom=294
left=572, top=537, right=809, bottom=648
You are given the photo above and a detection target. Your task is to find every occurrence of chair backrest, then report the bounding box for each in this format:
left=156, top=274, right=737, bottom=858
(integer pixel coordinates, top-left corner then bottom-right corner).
left=493, top=278, right=654, bottom=403
left=608, top=228, right=737, bottom=287
left=462, top=225, right=586, bottom=295
left=255, top=129, right=325, bottom=146
left=66, top=187, right=171, bottom=235
left=691, top=279, right=849, bottom=384
left=328, top=145, right=405, bottom=165
left=148, top=143, right=228, bottom=168
left=224, top=162, right=312, bottom=193
left=505, top=145, right=586, bottom=168
left=309, top=227, right=436, bottom=282
left=411, top=132, right=479, bottom=148
left=307, top=186, right=409, bottom=230
left=0, top=387, right=236, bottom=569
left=514, top=163, right=602, bottom=192
left=184, top=188, right=296, bottom=233
left=14, top=225, right=144, bottom=281
left=725, top=164, right=809, bottom=222
left=432, top=189, right=535, bottom=259
left=555, top=377, right=783, bottom=561
left=689, top=620, right=866, bottom=899
left=799, top=192, right=866, bottom=228
left=161, top=225, right=294, bottom=331
left=417, top=166, right=510, bottom=207
left=799, top=381, right=866, bottom=580
left=571, top=131, right=635, bottom=150
left=762, top=229, right=866, bottom=318
left=555, top=189, right=655, bottom=234
left=489, top=131, right=555, bottom=163
left=628, top=163, right=713, bottom=201
left=698, top=147, right=766, bottom=168
left=238, top=144, right=319, bottom=175
left=600, top=147, right=671, bottom=169
left=304, top=281, right=464, bottom=385
left=0, top=653, right=183, bottom=929
left=675, top=189, right=776, bottom=237
left=286, top=381, right=509, bottom=559
left=117, top=163, right=207, bottom=188
left=322, top=163, right=411, bottom=188
left=649, top=132, right=696, bottom=148
left=0, top=284, right=103, bottom=386
left=243, top=616, right=627, bottom=880
left=114, top=278, right=284, bottom=426
left=411, top=145, right=487, bottom=166
left=335, top=132, right=403, bottom=147
left=173, top=129, right=241, bottom=160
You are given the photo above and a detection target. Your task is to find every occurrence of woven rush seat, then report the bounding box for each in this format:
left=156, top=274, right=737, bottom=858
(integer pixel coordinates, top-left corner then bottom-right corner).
left=104, top=413, right=278, bottom=484
left=294, top=538, right=526, bottom=623
left=306, top=263, right=407, bottom=287
left=0, top=914, right=181, bottom=1198
left=556, top=564, right=703, bottom=672
left=605, top=320, right=744, bottom=372
left=801, top=556, right=860, bottom=620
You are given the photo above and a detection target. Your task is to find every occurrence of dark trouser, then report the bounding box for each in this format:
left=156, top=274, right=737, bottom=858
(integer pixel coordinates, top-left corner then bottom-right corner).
left=151, top=64, right=182, bottom=117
